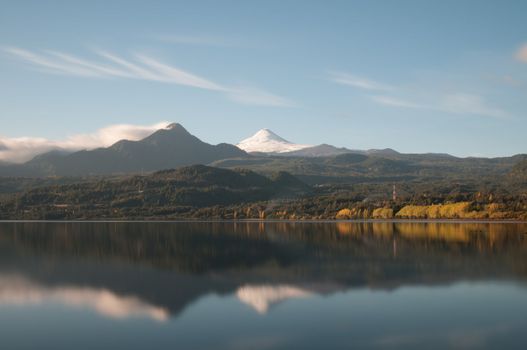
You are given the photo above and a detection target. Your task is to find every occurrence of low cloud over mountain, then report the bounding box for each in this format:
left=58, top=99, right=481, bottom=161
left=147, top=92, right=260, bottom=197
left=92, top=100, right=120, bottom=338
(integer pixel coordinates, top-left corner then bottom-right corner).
left=0, top=121, right=170, bottom=163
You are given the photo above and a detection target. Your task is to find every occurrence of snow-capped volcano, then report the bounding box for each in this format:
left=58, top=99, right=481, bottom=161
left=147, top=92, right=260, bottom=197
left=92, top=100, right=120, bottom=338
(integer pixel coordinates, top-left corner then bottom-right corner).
left=237, top=129, right=311, bottom=154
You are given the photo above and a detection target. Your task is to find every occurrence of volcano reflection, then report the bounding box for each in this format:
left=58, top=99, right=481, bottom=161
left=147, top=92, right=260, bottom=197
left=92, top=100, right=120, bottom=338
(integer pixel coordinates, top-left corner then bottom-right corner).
left=0, top=221, right=526, bottom=320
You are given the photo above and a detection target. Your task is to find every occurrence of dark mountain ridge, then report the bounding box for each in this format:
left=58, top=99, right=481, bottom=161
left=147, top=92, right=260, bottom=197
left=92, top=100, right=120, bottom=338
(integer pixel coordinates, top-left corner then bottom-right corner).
left=0, top=123, right=525, bottom=191
left=0, top=123, right=247, bottom=177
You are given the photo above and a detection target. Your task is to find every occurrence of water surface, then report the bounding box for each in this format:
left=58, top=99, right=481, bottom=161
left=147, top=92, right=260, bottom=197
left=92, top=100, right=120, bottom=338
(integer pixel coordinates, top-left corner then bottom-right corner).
left=0, top=221, right=526, bottom=349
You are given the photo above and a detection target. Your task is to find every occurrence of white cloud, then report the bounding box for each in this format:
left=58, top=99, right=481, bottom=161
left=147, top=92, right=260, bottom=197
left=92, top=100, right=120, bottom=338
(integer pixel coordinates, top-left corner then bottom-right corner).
left=3, top=47, right=293, bottom=107
left=515, top=43, right=527, bottom=63
left=329, top=71, right=393, bottom=91
left=3, top=47, right=100, bottom=77
left=96, top=50, right=166, bottom=81
left=47, top=51, right=132, bottom=78
left=440, top=93, right=510, bottom=119
left=135, top=54, right=225, bottom=91
left=370, top=92, right=510, bottom=119
left=371, top=95, right=425, bottom=109
left=331, top=70, right=512, bottom=119
left=0, top=121, right=170, bottom=163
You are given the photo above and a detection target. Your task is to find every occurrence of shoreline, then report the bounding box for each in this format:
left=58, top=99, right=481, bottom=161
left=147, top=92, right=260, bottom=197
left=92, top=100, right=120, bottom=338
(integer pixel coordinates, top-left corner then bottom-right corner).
left=1, top=218, right=526, bottom=224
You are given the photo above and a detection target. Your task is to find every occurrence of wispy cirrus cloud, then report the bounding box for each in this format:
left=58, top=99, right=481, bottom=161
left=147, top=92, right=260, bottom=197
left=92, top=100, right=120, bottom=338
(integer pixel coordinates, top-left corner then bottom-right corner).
left=3, top=47, right=294, bottom=107
left=47, top=51, right=133, bottom=78
left=372, top=93, right=510, bottom=119
left=371, top=95, right=425, bottom=109
left=331, top=71, right=511, bottom=119
left=0, top=121, right=170, bottom=163
left=134, top=53, right=226, bottom=90
left=227, top=86, right=297, bottom=107
left=4, top=47, right=101, bottom=77
left=329, top=71, right=393, bottom=91
left=440, top=93, right=510, bottom=119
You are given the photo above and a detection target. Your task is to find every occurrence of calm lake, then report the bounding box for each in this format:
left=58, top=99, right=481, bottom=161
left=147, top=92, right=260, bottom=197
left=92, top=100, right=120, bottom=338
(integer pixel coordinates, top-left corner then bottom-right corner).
left=0, top=221, right=526, bottom=349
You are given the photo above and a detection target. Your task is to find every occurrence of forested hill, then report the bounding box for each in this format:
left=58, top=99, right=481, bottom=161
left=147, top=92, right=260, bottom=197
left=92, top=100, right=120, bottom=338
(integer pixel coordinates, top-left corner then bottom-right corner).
left=212, top=152, right=527, bottom=185
left=0, top=165, right=310, bottom=219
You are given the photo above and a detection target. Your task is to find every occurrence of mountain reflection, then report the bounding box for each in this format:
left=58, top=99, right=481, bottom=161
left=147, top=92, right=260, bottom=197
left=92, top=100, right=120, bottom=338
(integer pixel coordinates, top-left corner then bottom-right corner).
left=236, top=284, right=313, bottom=314
left=0, top=221, right=525, bottom=320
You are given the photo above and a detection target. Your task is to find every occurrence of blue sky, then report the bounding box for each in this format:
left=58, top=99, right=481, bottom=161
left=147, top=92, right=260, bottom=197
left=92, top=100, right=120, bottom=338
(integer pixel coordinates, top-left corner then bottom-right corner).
left=0, top=0, right=526, bottom=160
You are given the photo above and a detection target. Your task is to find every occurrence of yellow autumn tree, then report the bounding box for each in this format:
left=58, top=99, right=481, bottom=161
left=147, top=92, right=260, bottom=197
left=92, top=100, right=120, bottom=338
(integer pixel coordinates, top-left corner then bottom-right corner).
left=372, top=208, right=394, bottom=219
left=439, top=202, right=471, bottom=218
left=335, top=208, right=353, bottom=220
left=396, top=205, right=427, bottom=218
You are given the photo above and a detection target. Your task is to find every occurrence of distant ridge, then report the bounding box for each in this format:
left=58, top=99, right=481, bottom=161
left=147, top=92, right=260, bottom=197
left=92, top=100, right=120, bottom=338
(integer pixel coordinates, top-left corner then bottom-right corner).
left=236, top=129, right=403, bottom=158
left=0, top=123, right=247, bottom=177
left=280, top=144, right=354, bottom=157
left=0, top=123, right=525, bottom=182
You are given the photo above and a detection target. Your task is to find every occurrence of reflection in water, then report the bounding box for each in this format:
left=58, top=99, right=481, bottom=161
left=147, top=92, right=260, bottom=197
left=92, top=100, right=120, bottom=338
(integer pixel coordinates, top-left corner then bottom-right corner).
left=0, top=221, right=526, bottom=317
left=236, top=284, right=312, bottom=314
left=0, top=221, right=526, bottom=349
left=0, top=274, right=168, bottom=321
left=336, top=221, right=523, bottom=243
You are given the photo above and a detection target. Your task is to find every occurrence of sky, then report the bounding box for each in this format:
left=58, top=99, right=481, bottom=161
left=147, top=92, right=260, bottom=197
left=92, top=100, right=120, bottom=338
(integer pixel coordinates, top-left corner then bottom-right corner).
left=0, top=0, right=526, bottom=162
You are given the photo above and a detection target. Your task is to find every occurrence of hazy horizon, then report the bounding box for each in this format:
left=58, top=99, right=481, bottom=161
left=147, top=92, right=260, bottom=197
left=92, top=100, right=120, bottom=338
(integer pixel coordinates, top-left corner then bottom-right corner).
left=1, top=0, right=526, bottom=159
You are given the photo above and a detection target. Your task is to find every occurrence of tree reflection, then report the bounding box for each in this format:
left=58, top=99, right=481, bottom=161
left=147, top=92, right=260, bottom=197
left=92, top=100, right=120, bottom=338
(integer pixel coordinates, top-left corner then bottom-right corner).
left=0, top=221, right=525, bottom=318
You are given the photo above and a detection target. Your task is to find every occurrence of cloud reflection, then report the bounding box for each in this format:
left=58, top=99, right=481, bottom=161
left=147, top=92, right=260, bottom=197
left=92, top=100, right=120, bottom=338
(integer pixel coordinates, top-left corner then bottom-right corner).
left=0, top=274, right=168, bottom=322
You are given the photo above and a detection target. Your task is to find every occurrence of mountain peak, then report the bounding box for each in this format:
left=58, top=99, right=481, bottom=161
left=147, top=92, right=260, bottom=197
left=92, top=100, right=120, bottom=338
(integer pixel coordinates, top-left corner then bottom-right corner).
left=165, top=123, right=188, bottom=133
left=250, top=128, right=290, bottom=143
left=139, top=122, right=192, bottom=144
left=237, top=129, right=311, bottom=154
